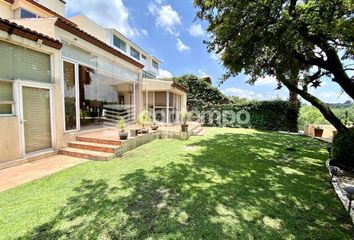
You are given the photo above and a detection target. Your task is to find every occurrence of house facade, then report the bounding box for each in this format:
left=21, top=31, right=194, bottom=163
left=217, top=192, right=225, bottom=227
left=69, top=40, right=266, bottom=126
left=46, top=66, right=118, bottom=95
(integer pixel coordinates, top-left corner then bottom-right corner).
left=0, top=0, right=187, bottom=168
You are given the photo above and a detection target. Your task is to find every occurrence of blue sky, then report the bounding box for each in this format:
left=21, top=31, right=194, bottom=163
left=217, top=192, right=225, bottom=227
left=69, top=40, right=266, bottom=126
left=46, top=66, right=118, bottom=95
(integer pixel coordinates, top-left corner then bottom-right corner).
left=66, top=0, right=351, bottom=104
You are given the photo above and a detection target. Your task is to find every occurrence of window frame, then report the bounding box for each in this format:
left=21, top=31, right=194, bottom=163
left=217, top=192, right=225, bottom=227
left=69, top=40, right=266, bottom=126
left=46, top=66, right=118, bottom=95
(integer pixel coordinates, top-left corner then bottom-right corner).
left=13, top=8, right=39, bottom=19
left=113, top=35, right=127, bottom=52
left=130, top=47, right=140, bottom=60
left=0, top=80, right=15, bottom=117
left=152, top=59, right=159, bottom=69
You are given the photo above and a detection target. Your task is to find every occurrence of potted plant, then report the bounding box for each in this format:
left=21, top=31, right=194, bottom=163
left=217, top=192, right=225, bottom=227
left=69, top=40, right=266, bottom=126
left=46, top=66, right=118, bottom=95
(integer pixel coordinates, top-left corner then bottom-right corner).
left=138, top=110, right=152, bottom=134
left=117, top=117, right=128, bottom=140
left=314, top=126, right=324, bottom=137
left=180, top=111, right=189, bottom=132
left=151, top=122, right=159, bottom=131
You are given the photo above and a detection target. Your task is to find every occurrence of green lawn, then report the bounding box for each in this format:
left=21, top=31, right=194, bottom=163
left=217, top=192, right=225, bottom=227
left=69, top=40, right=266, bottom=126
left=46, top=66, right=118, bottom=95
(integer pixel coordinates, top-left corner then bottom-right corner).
left=0, top=128, right=352, bottom=239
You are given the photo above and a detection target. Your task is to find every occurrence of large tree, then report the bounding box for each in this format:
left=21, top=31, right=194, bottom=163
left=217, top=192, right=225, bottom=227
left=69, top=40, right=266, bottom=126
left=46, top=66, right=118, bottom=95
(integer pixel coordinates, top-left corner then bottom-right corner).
left=194, top=0, right=354, bottom=132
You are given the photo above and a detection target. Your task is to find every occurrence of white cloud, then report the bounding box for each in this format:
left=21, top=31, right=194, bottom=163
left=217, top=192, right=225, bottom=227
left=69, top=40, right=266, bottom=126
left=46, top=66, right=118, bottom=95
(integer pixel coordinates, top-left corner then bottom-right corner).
left=222, top=87, right=285, bottom=100
left=141, top=29, right=148, bottom=36
left=67, top=0, right=143, bottom=37
left=158, top=68, right=173, bottom=78
left=148, top=2, right=181, bottom=36
left=198, top=69, right=209, bottom=77
left=254, top=76, right=278, bottom=86
left=176, top=38, right=190, bottom=52
left=189, top=23, right=205, bottom=37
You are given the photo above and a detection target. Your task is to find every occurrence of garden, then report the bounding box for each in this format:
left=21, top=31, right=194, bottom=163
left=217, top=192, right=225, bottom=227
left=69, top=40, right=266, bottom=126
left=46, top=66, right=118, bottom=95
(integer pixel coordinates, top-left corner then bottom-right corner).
left=0, top=128, right=353, bottom=239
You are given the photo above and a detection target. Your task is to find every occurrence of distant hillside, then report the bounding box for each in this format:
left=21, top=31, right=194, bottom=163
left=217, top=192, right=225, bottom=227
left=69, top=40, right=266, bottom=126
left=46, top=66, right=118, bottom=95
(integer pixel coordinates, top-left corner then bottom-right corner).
left=298, top=102, right=354, bottom=129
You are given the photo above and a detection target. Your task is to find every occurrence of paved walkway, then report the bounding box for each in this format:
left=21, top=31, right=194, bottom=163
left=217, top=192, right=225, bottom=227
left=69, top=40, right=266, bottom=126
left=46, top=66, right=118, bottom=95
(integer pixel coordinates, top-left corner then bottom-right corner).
left=0, top=155, right=87, bottom=192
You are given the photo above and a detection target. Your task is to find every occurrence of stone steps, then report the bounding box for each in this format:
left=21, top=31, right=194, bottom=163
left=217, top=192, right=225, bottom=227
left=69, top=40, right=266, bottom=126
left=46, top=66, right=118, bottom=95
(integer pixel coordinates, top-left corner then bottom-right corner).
left=59, top=147, right=115, bottom=161
left=76, top=136, right=122, bottom=146
left=68, top=141, right=120, bottom=154
left=59, top=135, right=122, bottom=161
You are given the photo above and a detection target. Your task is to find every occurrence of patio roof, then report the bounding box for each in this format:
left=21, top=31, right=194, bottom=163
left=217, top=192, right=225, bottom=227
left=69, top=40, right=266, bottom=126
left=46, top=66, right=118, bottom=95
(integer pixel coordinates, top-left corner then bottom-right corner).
left=142, top=78, right=188, bottom=93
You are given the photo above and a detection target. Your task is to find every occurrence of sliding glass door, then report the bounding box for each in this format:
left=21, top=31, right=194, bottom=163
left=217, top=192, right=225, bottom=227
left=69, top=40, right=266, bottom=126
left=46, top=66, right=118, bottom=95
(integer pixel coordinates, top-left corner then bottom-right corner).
left=63, top=59, right=137, bottom=131
left=63, top=60, right=78, bottom=131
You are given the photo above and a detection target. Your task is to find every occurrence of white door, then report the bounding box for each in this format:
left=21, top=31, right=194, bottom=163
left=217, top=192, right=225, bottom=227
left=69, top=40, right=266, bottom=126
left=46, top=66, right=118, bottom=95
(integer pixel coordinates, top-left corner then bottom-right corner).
left=19, top=83, right=54, bottom=154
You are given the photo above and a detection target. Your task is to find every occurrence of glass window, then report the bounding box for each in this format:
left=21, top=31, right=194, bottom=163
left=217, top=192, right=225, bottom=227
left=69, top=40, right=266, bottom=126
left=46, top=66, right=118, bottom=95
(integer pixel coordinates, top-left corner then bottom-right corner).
left=63, top=61, right=77, bottom=131
left=13, top=8, right=38, bottom=19
left=113, top=35, right=127, bottom=52
left=20, top=9, right=37, bottom=18
left=155, top=92, right=166, bottom=106
left=142, top=70, right=156, bottom=79
left=152, top=60, right=159, bottom=69
left=169, top=92, right=174, bottom=107
left=142, top=54, right=147, bottom=60
left=130, top=47, right=140, bottom=60
left=0, top=81, right=13, bottom=115
left=0, top=41, right=51, bottom=82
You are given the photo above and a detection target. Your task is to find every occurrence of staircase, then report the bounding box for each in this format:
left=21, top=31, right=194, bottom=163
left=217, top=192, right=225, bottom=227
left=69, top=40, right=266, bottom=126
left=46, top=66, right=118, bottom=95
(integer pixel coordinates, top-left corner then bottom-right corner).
left=59, top=136, right=122, bottom=161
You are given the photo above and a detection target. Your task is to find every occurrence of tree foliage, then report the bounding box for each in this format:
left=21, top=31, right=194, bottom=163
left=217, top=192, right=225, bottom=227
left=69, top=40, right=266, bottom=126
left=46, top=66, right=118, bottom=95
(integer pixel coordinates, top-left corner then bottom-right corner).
left=194, top=0, right=354, bottom=131
left=173, top=74, right=230, bottom=110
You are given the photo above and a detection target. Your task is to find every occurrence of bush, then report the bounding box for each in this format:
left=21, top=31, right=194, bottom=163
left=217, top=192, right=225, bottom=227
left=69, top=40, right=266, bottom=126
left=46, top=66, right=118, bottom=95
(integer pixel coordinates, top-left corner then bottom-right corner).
left=332, top=128, right=354, bottom=168
left=195, top=100, right=298, bottom=131
left=173, top=74, right=299, bottom=131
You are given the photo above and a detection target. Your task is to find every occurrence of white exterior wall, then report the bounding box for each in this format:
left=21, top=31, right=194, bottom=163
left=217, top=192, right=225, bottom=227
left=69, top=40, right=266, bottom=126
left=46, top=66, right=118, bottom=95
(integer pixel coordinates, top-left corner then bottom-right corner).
left=0, top=1, right=11, bottom=18
left=69, top=15, right=110, bottom=43
left=32, top=0, right=65, bottom=16
left=0, top=30, right=62, bottom=162
left=69, top=15, right=162, bottom=78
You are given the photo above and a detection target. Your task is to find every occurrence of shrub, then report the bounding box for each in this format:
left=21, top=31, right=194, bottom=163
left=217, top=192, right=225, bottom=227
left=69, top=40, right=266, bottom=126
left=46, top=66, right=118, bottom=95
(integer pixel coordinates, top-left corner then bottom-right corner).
left=332, top=128, right=354, bottom=168
left=194, top=100, right=298, bottom=131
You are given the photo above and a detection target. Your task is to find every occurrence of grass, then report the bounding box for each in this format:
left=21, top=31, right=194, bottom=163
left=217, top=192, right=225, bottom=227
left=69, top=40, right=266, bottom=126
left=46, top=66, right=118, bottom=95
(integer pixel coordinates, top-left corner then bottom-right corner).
left=0, top=128, right=353, bottom=239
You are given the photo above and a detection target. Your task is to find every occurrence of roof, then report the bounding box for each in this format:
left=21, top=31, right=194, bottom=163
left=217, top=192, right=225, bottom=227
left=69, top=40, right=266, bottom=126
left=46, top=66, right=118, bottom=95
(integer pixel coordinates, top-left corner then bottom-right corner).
left=143, top=78, right=188, bottom=93
left=172, top=82, right=188, bottom=93
left=54, top=18, right=144, bottom=69
left=0, top=17, right=62, bottom=49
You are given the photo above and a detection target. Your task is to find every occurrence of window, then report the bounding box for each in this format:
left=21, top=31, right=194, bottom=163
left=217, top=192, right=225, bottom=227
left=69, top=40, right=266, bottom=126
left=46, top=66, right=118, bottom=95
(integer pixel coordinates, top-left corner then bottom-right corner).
left=113, top=35, right=127, bottom=52
left=0, top=41, right=51, bottom=83
left=0, top=81, right=14, bottom=115
left=13, top=8, right=38, bottom=19
left=130, top=47, right=140, bottom=60
left=152, top=60, right=159, bottom=69
left=142, top=70, right=156, bottom=79
left=142, top=54, right=147, bottom=60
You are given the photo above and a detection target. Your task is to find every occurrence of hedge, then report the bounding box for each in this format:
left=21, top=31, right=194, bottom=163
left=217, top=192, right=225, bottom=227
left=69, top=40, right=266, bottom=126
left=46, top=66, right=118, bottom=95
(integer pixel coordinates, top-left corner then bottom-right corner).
left=190, top=100, right=299, bottom=131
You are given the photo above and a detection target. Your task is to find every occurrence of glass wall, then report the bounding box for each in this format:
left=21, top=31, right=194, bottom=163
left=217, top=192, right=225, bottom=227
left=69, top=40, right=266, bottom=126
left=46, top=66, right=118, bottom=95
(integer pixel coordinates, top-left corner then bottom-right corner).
left=62, top=44, right=139, bottom=131
left=63, top=61, right=77, bottom=131
left=143, top=91, right=182, bottom=124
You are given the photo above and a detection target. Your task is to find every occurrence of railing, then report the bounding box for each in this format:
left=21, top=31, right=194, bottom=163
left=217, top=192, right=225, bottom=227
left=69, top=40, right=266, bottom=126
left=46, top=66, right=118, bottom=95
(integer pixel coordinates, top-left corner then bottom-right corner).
left=102, top=104, right=135, bottom=127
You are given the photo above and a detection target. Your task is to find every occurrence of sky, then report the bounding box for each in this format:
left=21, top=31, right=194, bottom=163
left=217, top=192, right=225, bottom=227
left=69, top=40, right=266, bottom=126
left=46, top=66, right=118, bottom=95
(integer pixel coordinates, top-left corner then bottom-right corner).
left=65, top=0, right=352, bottom=104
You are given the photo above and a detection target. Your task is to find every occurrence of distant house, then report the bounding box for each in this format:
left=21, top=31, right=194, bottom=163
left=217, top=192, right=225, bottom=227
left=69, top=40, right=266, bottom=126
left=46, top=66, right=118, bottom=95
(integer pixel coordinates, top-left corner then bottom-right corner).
left=0, top=0, right=187, bottom=168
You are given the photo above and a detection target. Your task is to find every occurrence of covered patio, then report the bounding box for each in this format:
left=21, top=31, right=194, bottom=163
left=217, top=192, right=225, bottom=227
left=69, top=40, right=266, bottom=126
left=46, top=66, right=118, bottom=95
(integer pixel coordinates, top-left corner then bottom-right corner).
left=142, top=79, right=188, bottom=124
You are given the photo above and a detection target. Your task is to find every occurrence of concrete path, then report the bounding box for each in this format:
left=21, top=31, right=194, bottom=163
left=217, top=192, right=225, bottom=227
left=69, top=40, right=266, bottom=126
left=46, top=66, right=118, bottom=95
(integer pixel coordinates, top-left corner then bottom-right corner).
left=0, top=155, right=87, bottom=192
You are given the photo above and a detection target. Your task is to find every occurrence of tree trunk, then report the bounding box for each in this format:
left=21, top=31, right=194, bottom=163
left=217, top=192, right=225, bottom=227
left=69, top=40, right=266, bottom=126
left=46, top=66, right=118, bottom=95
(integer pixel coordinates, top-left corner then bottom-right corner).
left=286, top=68, right=299, bottom=132
left=277, top=73, right=348, bottom=132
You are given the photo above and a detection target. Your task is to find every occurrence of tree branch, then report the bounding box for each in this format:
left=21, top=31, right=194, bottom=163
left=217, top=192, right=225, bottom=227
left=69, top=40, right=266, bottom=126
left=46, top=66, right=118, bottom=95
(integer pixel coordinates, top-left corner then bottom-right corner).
left=276, top=72, right=348, bottom=131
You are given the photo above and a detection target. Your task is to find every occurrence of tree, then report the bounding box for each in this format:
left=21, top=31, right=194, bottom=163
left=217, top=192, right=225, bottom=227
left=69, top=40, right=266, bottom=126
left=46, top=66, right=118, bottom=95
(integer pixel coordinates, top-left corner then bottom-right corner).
left=173, top=74, right=230, bottom=110
left=194, top=0, right=354, bottom=132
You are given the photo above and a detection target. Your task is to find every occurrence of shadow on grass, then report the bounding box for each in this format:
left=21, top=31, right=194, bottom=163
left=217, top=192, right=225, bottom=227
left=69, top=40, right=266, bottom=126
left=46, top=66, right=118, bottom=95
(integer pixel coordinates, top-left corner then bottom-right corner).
left=18, top=130, right=353, bottom=239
